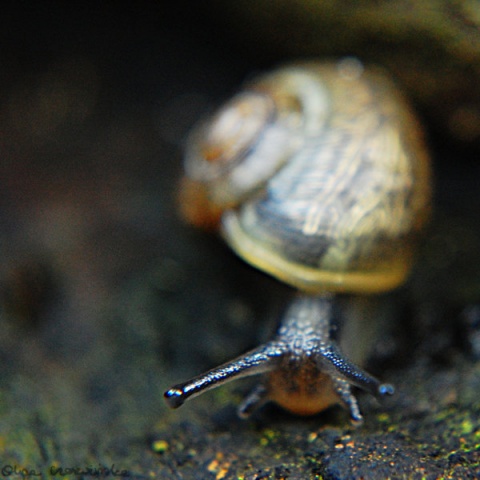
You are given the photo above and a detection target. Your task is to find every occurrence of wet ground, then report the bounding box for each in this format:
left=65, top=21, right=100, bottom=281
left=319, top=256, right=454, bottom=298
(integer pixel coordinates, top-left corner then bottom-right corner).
left=0, top=2, right=479, bottom=479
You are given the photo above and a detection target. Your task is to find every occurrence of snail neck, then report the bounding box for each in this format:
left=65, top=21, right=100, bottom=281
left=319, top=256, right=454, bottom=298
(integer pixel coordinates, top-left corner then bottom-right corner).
left=275, top=293, right=335, bottom=355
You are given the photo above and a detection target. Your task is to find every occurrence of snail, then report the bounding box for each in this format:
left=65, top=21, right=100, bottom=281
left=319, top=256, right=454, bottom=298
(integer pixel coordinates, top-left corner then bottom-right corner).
left=164, top=58, right=432, bottom=423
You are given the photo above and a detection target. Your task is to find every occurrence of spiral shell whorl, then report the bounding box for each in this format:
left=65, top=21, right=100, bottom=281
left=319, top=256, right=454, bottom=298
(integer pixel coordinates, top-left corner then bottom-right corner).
left=182, top=67, right=334, bottom=214
left=181, top=60, right=431, bottom=293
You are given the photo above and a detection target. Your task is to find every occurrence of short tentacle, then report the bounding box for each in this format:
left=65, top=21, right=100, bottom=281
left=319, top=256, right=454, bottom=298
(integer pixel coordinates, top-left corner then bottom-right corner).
left=331, top=376, right=363, bottom=424
left=237, top=384, right=269, bottom=418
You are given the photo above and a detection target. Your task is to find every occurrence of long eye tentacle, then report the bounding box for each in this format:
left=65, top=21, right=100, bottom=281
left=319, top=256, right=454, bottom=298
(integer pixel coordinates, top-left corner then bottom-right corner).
left=164, top=342, right=282, bottom=409
left=316, top=342, right=395, bottom=398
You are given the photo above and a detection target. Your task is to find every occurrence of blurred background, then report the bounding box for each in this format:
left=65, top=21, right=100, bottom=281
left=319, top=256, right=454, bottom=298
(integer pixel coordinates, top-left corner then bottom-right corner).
left=1, top=1, right=480, bottom=478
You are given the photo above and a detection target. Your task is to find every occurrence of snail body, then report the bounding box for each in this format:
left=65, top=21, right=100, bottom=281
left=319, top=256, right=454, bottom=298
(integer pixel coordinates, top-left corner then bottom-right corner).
left=165, top=59, right=431, bottom=423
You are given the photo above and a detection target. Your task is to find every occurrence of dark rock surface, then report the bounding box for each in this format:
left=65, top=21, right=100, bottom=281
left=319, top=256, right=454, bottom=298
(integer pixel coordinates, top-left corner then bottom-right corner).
left=0, top=2, right=479, bottom=479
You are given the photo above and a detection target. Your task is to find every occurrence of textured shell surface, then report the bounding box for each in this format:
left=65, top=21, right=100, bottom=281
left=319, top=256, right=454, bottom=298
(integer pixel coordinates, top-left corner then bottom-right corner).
left=183, top=59, right=432, bottom=294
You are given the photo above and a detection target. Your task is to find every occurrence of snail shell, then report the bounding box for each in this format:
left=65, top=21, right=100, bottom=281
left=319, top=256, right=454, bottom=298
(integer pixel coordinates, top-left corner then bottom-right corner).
left=180, top=59, right=431, bottom=295
left=168, top=59, right=432, bottom=421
